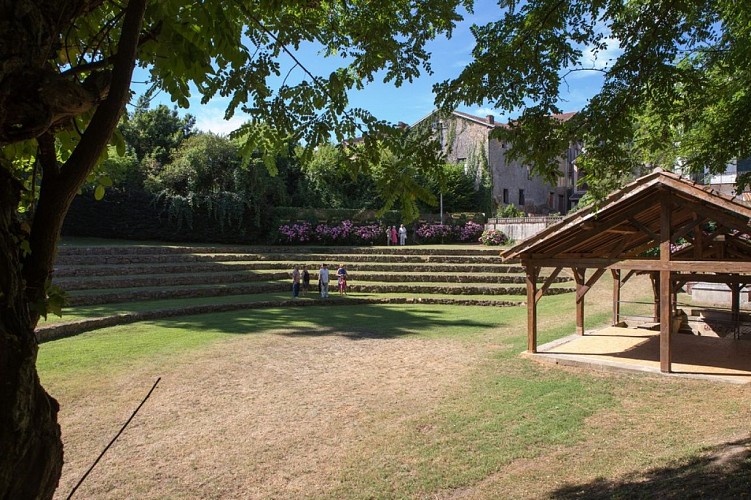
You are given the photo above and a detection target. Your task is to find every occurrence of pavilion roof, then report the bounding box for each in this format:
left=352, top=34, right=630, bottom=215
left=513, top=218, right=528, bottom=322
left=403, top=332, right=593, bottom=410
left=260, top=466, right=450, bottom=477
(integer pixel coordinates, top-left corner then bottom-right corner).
left=501, top=169, right=751, bottom=270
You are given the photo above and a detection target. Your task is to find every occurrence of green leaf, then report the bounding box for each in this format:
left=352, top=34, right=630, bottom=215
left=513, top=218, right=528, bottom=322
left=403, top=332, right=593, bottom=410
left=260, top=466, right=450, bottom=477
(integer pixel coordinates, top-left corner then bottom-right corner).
left=94, top=185, right=106, bottom=200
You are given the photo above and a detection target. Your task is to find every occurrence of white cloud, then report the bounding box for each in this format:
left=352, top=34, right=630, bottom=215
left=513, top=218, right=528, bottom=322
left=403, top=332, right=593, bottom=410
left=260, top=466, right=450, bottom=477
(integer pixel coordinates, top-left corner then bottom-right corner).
left=193, top=106, right=247, bottom=135
left=474, top=107, right=495, bottom=117
left=580, top=36, right=622, bottom=71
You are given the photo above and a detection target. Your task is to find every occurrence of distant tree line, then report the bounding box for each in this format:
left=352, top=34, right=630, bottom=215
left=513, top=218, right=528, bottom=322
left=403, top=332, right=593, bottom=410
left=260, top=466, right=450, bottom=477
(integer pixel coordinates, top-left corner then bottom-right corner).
left=66, top=98, right=491, bottom=242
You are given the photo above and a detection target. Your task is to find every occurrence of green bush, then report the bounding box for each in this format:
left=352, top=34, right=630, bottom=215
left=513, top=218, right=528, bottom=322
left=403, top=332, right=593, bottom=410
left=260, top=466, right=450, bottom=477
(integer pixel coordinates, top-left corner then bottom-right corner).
left=496, top=204, right=525, bottom=218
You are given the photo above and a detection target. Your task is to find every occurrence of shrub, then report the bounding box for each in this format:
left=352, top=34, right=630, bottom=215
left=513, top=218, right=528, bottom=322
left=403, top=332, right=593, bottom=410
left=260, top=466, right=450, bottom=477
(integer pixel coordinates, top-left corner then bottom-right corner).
left=415, top=223, right=455, bottom=243
left=496, top=204, right=525, bottom=218
left=479, top=229, right=508, bottom=246
left=457, top=221, right=484, bottom=242
left=278, top=220, right=483, bottom=245
left=351, top=223, right=383, bottom=245
left=278, top=222, right=314, bottom=244
left=279, top=220, right=383, bottom=245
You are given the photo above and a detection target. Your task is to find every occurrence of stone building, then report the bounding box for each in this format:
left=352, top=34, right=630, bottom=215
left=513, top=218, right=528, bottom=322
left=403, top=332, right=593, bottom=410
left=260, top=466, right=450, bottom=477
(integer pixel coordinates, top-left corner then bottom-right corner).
left=412, top=110, right=583, bottom=214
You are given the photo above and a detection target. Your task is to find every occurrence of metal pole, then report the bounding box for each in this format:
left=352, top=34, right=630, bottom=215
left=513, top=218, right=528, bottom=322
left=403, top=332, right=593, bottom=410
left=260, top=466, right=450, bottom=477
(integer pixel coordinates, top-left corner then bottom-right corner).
left=440, top=192, right=444, bottom=225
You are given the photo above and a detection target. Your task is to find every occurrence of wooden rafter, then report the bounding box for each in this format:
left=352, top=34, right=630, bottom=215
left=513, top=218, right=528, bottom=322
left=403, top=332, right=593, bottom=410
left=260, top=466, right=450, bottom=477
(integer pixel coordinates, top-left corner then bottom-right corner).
left=535, top=267, right=562, bottom=303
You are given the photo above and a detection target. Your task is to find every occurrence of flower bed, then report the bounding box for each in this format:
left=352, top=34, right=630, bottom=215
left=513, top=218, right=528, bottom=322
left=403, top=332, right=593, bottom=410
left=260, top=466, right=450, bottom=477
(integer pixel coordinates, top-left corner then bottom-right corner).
left=278, top=220, right=384, bottom=245
left=278, top=220, right=485, bottom=245
left=479, top=229, right=508, bottom=246
left=414, top=221, right=484, bottom=244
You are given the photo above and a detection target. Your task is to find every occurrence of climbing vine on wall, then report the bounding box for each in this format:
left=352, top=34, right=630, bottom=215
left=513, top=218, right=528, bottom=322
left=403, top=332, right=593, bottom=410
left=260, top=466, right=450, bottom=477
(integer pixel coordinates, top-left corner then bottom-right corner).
left=156, top=191, right=249, bottom=233
left=465, top=143, right=489, bottom=189
left=465, top=143, right=493, bottom=213
left=446, top=119, right=457, bottom=154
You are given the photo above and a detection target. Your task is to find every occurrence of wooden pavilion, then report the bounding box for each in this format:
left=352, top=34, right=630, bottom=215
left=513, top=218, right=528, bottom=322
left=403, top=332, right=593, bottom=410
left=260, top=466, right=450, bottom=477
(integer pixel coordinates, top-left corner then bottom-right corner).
left=500, top=169, right=751, bottom=373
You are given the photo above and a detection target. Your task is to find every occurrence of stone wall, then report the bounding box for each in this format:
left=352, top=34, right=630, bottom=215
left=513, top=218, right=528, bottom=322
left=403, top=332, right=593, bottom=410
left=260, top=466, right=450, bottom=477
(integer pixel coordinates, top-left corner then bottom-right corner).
left=485, top=216, right=563, bottom=242
left=435, top=112, right=577, bottom=214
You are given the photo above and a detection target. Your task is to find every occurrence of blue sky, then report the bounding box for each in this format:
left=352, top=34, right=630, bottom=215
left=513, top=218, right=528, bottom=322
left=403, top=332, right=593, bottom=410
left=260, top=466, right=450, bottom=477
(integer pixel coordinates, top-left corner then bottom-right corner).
left=132, top=1, right=618, bottom=134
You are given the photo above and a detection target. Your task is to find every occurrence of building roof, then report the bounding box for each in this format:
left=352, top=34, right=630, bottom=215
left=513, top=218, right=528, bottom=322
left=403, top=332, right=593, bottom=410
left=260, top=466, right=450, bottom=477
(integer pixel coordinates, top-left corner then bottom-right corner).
left=410, top=110, right=578, bottom=130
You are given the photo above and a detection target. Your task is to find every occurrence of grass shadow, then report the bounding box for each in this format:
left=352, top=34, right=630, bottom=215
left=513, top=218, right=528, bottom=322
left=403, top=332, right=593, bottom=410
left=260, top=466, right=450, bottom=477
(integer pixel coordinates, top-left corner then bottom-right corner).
left=551, top=438, right=751, bottom=499
left=150, top=303, right=506, bottom=340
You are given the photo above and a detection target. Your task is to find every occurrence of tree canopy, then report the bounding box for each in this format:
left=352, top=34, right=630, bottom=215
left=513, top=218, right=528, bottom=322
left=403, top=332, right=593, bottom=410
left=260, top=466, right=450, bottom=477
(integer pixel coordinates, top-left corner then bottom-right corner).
left=0, top=1, right=465, bottom=497
left=120, top=96, right=196, bottom=166
left=436, top=0, right=751, bottom=195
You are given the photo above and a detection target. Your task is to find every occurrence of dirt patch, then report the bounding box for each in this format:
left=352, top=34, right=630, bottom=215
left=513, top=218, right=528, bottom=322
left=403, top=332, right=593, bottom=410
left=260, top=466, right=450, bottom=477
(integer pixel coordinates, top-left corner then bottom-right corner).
left=53, top=331, right=481, bottom=498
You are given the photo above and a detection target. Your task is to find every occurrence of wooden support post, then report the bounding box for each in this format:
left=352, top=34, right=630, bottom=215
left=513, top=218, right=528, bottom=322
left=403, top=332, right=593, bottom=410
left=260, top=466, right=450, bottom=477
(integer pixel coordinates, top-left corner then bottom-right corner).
left=660, top=271, right=672, bottom=372
left=731, top=283, right=741, bottom=339
left=573, top=267, right=586, bottom=335
left=693, top=223, right=704, bottom=259
left=650, top=272, right=660, bottom=322
left=612, top=269, right=621, bottom=325
left=526, top=266, right=539, bottom=353
left=660, top=193, right=672, bottom=373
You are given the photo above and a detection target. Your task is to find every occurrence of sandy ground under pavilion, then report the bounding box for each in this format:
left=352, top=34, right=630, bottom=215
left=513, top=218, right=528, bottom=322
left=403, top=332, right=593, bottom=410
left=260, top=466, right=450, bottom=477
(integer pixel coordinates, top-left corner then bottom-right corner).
left=527, top=326, right=751, bottom=384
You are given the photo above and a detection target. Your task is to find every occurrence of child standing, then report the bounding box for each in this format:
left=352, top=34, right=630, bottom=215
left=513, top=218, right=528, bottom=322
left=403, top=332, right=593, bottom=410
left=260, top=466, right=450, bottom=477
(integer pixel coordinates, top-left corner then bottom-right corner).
left=337, top=264, right=348, bottom=295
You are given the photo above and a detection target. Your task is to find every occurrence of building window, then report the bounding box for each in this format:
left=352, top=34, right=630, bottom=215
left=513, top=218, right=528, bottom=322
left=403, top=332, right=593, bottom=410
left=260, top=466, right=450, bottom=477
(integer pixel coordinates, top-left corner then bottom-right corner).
left=519, top=189, right=525, bottom=206
left=548, top=192, right=554, bottom=207
left=502, top=188, right=509, bottom=204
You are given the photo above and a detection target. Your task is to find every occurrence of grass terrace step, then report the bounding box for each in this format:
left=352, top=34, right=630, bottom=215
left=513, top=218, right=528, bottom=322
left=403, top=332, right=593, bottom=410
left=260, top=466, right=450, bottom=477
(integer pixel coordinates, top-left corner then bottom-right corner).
left=348, top=283, right=574, bottom=296
left=66, top=282, right=286, bottom=306
left=54, top=270, right=291, bottom=291
left=42, top=290, right=531, bottom=327
left=57, top=244, right=501, bottom=256
left=55, top=269, right=570, bottom=291
left=55, top=252, right=506, bottom=266
left=66, top=280, right=574, bottom=306
left=53, top=261, right=527, bottom=277
left=48, top=242, right=572, bottom=333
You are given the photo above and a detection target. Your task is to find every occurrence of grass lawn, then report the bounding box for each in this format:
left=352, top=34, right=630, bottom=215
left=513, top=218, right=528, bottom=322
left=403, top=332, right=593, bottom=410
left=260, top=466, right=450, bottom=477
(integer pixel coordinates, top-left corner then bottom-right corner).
left=39, top=275, right=751, bottom=499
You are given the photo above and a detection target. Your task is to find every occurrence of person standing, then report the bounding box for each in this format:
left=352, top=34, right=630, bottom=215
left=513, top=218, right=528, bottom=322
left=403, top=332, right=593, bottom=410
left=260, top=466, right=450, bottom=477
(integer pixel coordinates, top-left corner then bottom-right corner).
left=302, top=265, right=310, bottom=294
left=386, top=226, right=392, bottom=246
left=398, top=224, right=407, bottom=245
left=291, top=265, right=301, bottom=298
left=319, top=263, right=330, bottom=298
left=337, top=263, right=348, bottom=295
left=390, top=225, right=398, bottom=247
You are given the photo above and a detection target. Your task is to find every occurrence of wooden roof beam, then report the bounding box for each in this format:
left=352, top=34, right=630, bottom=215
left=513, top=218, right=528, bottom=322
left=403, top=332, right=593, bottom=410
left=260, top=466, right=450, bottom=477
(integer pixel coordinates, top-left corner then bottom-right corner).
left=627, top=216, right=659, bottom=241
left=672, top=197, right=751, bottom=236
left=525, top=256, right=751, bottom=273
left=516, top=198, right=657, bottom=258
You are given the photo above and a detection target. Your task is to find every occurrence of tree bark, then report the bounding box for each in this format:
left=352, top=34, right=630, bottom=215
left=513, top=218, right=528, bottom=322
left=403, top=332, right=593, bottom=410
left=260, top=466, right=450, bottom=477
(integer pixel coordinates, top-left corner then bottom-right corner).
left=0, top=0, right=148, bottom=496
left=0, top=167, right=63, bottom=498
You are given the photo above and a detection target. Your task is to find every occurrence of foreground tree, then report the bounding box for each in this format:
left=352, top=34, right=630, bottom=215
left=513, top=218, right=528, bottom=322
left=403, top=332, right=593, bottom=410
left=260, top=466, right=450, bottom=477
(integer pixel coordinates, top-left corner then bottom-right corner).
left=436, top=0, right=751, bottom=194
left=0, top=1, right=463, bottom=496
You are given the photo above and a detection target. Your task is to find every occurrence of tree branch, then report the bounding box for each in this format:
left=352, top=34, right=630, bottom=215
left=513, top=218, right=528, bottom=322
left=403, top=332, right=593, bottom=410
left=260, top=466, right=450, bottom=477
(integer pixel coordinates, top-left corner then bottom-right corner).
left=60, top=0, right=147, bottom=192
left=24, top=0, right=148, bottom=313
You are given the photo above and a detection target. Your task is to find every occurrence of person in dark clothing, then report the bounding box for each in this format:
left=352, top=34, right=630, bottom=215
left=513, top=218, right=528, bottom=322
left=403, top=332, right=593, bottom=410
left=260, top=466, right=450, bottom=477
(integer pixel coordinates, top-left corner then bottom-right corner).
left=302, top=265, right=310, bottom=294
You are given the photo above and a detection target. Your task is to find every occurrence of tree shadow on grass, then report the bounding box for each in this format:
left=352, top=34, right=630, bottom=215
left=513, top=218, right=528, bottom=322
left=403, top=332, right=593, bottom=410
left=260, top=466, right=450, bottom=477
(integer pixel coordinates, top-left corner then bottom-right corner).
left=551, top=437, right=751, bottom=499
left=149, top=303, right=505, bottom=340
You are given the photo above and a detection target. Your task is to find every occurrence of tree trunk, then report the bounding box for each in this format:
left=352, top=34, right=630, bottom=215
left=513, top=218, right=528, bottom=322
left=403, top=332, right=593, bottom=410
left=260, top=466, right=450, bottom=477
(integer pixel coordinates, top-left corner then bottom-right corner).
left=0, top=0, right=147, bottom=495
left=0, top=168, right=62, bottom=499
